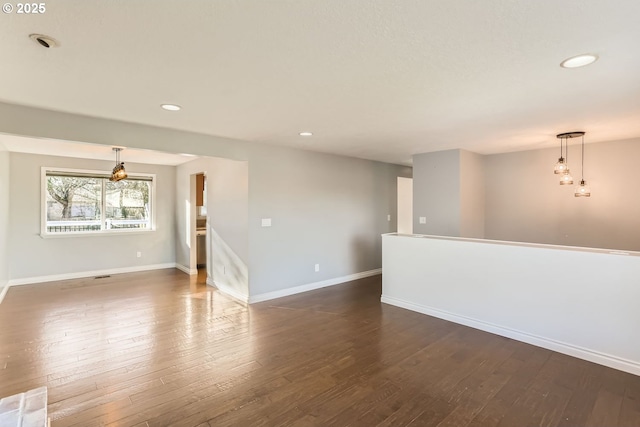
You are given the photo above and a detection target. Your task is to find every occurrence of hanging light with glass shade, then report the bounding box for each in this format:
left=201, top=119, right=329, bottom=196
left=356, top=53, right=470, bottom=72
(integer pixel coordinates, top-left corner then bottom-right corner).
left=109, top=147, right=128, bottom=182
left=560, top=171, right=574, bottom=185
left=556, top=132, right=582, bottom=185
left=574, top=132, right=591, bottom=197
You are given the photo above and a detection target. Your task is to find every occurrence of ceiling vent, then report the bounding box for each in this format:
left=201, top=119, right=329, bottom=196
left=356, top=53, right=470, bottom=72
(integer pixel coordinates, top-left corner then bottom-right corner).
left=29, top=34, right=59, bottom=48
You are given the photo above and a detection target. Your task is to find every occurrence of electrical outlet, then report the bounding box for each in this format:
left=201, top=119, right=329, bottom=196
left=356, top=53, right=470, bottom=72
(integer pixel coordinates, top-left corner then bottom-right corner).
left=387, top=214, right=391, bottom=221
left=136, top=251, right=142, bottom=258
left=419, top=217, right=426, bottom=224
left=315, top=264, right=320, bottom=272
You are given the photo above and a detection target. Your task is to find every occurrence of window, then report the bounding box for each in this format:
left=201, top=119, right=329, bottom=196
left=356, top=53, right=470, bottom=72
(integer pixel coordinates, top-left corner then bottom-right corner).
left=42, top=168, right=155, bottom=235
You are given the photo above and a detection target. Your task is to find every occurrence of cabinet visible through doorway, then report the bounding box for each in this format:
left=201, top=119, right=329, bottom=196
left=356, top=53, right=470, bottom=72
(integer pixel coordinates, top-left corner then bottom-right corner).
left=196, top=174, right=205, bottom=207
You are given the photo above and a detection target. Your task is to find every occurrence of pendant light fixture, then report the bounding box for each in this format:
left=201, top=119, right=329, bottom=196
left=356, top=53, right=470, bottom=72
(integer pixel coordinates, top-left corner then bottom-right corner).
left=109, top=148, right=128, bottom=182
left=574, top=132, right=591, bottom=197
left=556, top=132, right=582, bottom=185
left=560, top=170, right=574, bottom=185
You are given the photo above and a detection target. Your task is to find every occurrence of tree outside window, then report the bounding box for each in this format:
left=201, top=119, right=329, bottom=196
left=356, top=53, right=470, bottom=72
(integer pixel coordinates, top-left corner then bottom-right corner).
left=44, top=169, right=154, bottom=234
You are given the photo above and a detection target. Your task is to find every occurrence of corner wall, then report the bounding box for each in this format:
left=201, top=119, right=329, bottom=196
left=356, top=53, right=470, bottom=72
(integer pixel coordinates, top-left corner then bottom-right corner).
left=412, top=149, right=485, bottom=238
left=7, top=152, right=176, bottom=282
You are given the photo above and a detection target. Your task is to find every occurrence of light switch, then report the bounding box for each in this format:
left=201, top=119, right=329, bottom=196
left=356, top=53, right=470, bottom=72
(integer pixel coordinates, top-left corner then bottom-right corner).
left=387, top=214, right=391, bottom=221
left=261, top=218, right=272, bottom=227
left=419, top=217, right=426, bottom=224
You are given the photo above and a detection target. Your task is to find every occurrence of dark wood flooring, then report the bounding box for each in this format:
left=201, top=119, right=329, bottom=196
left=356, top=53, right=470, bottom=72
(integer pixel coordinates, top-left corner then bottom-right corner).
left=0, top=269, right=639, bottom=426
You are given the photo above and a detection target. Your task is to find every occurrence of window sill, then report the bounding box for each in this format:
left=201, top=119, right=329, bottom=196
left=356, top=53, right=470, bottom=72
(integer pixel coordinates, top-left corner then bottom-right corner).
left=40, top=229, right=156, bottom=239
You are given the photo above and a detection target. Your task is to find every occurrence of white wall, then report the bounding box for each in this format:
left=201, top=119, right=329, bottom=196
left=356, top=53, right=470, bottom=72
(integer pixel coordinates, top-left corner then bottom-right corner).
left=382, top=234, right=640, bottom=376
left=460, top=150, right=484, bottom=238
left=397, top=177, right=413, bottom=234
left=7, top=153, right=176, bottom=281
left=0, top=142, right=9, bottom=295
left=485, top=137, right=640, bottom=251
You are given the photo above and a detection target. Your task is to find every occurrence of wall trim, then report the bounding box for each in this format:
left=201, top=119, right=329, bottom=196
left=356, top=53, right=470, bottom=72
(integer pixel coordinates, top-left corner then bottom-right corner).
left=206, top=277, right=249, bottom=304
left=175, top=264, right=197, bottom=275
left=381, top=294, right=640, bottom=377
left=0, top=283, right=9, bottom=305
left=6, top=263, right=177, bottom=287
left=249, top=268, right=382, bottom=304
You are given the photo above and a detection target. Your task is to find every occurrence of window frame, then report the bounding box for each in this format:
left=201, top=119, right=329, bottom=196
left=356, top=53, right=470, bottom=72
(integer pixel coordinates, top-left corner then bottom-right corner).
left=40, top=167, right=157, bottom=238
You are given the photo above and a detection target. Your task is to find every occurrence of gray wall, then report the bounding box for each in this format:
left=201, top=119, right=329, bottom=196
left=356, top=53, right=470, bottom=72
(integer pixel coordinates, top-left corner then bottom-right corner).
left=485, top=137, right=640, bottom=251
left=7, top=152, right=176, bottom=280
left=412, top=150, right=462, bottom=236
left=248, top=144, right=409, bottom=296
left=0, top=102, right=410, bottom=296
left=0, top=142, right=9, bottom=292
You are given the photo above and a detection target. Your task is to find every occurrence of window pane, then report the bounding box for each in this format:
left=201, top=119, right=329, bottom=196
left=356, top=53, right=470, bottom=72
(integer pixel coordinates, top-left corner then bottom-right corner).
left=105, top=180, right=151, bottom=230
left=46, top=176, right=102, bottom=233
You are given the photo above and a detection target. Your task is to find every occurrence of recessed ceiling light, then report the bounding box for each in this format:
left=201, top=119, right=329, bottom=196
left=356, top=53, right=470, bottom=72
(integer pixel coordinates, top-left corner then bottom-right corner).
left=29, top=34, right=59, bottom=48
left=299, top=132, right=313, bottom=136
left=560, top=54, right=598, bottom=69
left=161, top=104, right=181, bottom=111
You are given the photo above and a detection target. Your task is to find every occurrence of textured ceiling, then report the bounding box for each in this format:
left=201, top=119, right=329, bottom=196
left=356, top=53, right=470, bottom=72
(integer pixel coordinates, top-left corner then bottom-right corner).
left=1, top=0, right=639, bottom=165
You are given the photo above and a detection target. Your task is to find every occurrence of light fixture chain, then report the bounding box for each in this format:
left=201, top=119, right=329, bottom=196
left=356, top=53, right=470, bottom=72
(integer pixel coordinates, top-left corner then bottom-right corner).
left=581, top=135, right=585, bottom=180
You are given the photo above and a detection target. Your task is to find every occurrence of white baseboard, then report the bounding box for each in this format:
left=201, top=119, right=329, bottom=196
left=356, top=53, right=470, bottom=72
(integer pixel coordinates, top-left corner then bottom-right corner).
left=249, top=268, right=382, bottom=304
left=175, top=264, right=197, bottom=275
left=6, top=263, right=178, bottom=287
left=206, top=277, right=249, bottom=304
left=0, top=283, right=9, bottom=305
left=381, top=294, right=640, bottom=377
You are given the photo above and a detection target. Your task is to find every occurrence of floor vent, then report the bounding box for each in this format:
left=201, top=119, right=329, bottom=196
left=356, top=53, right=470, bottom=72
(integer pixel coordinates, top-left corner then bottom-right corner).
left=94, top=275, right=111, bottom=279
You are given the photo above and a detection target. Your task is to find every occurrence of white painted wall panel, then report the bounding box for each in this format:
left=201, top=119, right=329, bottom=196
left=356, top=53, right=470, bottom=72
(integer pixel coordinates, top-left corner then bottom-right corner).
left=397, top=177, right=413, bottom=234
left=382, top=234, right=640, bottom=375
left=459, top=150, right=484, bottom=238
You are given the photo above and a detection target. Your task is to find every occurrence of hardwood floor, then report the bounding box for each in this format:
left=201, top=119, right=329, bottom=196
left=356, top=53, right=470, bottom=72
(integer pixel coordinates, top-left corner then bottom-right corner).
left=1, top=269, right=639, bottom=426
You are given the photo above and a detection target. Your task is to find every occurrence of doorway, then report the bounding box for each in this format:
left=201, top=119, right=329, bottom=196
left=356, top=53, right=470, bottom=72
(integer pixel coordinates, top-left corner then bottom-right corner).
left=190, top=172, right=207, bottom=283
